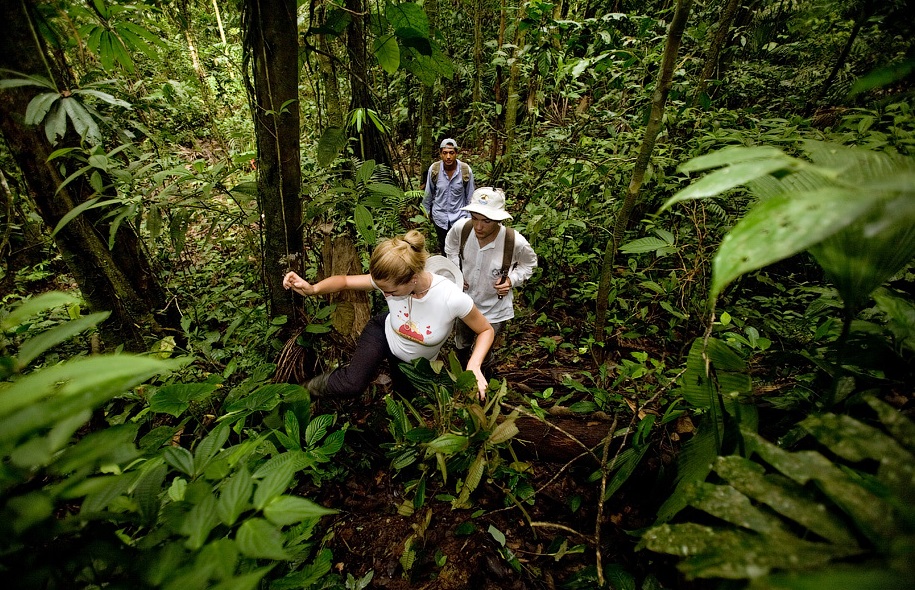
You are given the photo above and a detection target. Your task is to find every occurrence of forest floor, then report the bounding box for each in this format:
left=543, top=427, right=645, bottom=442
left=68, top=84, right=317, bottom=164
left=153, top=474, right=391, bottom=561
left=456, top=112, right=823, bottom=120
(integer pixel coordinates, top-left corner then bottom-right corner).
left=293, top=311, right=690, bottom=589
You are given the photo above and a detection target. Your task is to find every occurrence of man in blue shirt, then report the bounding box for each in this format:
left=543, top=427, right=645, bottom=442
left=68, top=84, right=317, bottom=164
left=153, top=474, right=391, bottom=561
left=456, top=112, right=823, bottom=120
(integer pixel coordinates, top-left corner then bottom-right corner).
left=422, top=138, right=475, bottom=252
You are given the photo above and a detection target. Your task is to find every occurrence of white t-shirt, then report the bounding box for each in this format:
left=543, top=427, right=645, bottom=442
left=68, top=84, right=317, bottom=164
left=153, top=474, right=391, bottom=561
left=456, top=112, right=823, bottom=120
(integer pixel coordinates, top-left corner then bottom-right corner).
left=375, top=274, right=474, bottom=362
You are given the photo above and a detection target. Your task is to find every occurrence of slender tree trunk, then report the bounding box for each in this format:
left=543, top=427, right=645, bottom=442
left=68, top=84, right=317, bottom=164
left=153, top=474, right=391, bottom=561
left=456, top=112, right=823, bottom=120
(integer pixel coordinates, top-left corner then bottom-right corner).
left=502, top=1, right=526, bottom=172
left=806, top=2, right=877, bottom=114
left=316, top=0, right=345, bottom=131
left=491, top=0, right=507, bottom=172
left=594, top=0, right=694, bottom=361
left=177, top=0, right=228, bottom=155
left=212, top=0, right=227, bottom=45
left=0, top=169, right=48, bottom=296
left=0, top=0, right=180, bottom=351
left=468, top=0, right=484, bottom=145
left=693, top=0, right=740, bottom=106
left=344, top=0, right=391, bottom=167
left=243, top=0, right=303, bottom=323
left=419, top=0, right=439, bottom=178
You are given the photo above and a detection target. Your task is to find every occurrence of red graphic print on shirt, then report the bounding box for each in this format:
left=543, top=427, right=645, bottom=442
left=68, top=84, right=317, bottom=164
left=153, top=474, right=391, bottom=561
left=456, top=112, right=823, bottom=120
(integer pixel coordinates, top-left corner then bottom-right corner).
left=393, top=306, right=426, bottom=343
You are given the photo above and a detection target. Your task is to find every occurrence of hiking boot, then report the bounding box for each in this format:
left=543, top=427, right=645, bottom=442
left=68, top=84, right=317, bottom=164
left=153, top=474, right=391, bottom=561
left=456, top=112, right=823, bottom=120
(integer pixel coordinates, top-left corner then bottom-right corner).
left=306, top=373, right=331, bottom=397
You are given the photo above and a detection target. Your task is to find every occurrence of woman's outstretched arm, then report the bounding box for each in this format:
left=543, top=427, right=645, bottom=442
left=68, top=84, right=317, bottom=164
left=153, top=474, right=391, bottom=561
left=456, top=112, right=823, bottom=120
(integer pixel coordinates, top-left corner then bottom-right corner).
left=283, top=272, right=374, bottom=296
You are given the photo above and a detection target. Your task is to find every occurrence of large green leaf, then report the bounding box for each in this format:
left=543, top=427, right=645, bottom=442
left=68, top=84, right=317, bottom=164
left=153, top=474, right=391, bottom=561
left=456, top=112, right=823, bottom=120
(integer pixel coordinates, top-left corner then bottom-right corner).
left=24, top=92, right=60, bottom=125
left=2, top=291, right=80, bottom=330
left=263, top=495, right=337, bottom=526
left=236, top=518, right=290, bottom=560
left=61, top=96, right=102, bottom=144
left=809, top=195, right=915, bottom=311
left=711, top=188, right=872, bottom=300
left=194, top=423, right=231, bottom=473
left=217, top=467, right=253, bottom=526
left=80, top=472, right=135, bottom=515
left=252, top=459, right=296, bottom=510
left=164, top=446, right=195, bottom=477
left=44, top=99, right=68, bottom=143
left=424, top=433, right=468, bottom=454
left=373, top=33, right=400, bottom=74
left=714, top=456, right=858, bottom=546
left=662, top=157, right=797, bottom=213
left=402, top=44, right=454, bottom=86
left=0, top=355, right=176, bottom=419
left=639, top=523, right=861, bottom=580
left=686, top=482, right=787, bottom=534
left=655, top=426, right=719, bottom=523
left=150, top=382, right=220, bottom=417
left=134, top=461, right=167, bottom=525
left=753, top=566, right=914, bottom=590
left=746, top=431, right=901, bottom=545
left=181, top=493, right=220, bottom=550
left=316, top=126, right=346, bottom=167
left=209, top=566, right=273, bottom=590
left=51, top=423, right=139, bottom=474
left=304, top=413, right=334, bottom=447
left=800, top=413, right=915, bottom=503
left=385, top=2, right=429, bottom=36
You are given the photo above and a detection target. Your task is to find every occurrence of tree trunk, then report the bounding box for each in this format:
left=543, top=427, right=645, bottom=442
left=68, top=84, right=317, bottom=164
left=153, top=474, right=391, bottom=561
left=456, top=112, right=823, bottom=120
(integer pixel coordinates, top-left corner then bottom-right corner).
left=468, top=0, right=484, bottom=145
left=490, top=0, right=508, bottom=173
left=806, top=2, right=877, bottom=115
left=344, top=0, right=391, bottom=167
left=212, top=0, right=227, bottom=45
left=502, top=2, right=527, bottom=173
left=314, top=1, right=345, bottom=131
left=594, top=0, right=694, bottom=361
left=0, top=169, right=48, bottom=296
left=177, top=0, right=228, bottom=154
left=419, top=0, right=439, bottom=180
left=693, top=0, right=741, bottom=106
left=243, top=0, right=303, bottom=323
left=0, top=0, right=179, bottom=352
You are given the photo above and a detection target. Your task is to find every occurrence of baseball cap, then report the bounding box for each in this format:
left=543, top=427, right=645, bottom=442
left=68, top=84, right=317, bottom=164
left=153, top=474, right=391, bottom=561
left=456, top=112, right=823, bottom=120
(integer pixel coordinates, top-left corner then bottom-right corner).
left=440, top=138, right=458, bottom=149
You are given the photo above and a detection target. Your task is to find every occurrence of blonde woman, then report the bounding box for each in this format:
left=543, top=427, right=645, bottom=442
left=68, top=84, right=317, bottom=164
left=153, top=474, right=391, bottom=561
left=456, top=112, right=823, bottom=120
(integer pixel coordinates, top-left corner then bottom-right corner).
left=283, top=230, right=494, bottom=399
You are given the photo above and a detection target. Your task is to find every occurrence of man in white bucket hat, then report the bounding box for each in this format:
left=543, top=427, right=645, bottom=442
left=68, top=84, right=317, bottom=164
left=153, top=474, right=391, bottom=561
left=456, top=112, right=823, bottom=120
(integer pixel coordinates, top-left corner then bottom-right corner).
left=422, top=138, right=475, bottom=253
left=445, top=187, right=537, bottom=366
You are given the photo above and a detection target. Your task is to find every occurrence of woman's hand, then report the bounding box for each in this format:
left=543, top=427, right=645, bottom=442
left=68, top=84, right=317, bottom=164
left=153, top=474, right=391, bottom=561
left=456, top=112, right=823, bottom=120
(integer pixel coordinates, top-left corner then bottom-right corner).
left=470, top=366, right=488, bottom=401
left=283, top=271, right=315, bottom=296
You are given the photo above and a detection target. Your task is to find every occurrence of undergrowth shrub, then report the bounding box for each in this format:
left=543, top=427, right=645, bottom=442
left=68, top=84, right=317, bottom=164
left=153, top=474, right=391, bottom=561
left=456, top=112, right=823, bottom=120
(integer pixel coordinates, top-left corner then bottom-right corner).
left=0, top=293, right=345, bottom=589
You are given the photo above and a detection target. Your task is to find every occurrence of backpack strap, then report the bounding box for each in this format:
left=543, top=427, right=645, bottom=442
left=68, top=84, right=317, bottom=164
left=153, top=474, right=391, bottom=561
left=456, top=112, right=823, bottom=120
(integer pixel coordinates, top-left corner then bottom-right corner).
left=458, top=221, right=474, bottom=271
left=432, top=160, right=469, bottom=186
left=500, top=227, right=515, bottom=278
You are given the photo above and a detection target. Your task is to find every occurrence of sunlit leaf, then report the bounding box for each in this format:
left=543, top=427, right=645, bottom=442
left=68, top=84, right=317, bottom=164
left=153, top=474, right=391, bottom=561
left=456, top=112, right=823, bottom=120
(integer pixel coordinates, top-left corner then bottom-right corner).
left=711, top=188, right=870, bottom=300
left=263, top=495, right=337, bottom=526
left=373, top=33, right=400, bottom=74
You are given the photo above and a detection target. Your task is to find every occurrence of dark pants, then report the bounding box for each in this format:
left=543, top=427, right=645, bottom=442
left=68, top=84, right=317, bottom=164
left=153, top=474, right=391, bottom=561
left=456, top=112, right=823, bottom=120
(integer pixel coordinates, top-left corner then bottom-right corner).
left=434, top=224, right=449, bottom=254
left=454, top=319, right=505, bottom=369
left=325, top=313, right=413, bottom=396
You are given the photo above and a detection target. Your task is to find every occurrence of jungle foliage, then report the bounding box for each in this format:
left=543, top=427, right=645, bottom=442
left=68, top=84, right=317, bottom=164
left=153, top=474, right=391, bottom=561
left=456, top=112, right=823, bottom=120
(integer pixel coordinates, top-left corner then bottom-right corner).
left=1, top=0, right=913, bottom=588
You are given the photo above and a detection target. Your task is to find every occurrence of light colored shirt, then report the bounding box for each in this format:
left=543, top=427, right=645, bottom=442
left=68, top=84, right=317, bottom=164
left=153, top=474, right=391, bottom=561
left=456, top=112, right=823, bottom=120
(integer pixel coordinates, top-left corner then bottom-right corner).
left=372, top=274, right=474, bottom=362
left=422, top=159, right=475, bottom=230
left=444, top=220, right=537, bottom=323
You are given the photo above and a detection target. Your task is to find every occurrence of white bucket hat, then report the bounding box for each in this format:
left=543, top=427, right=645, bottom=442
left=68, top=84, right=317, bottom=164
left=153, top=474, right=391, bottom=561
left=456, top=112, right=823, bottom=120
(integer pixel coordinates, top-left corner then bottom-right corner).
left=426, top=255, right=463, bottom=287
left=462, top=187, right=512, bottom=221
